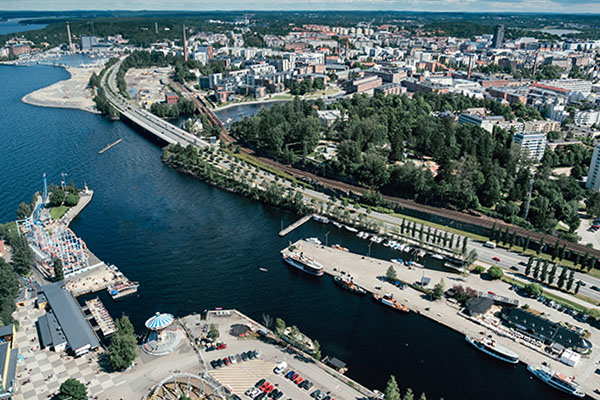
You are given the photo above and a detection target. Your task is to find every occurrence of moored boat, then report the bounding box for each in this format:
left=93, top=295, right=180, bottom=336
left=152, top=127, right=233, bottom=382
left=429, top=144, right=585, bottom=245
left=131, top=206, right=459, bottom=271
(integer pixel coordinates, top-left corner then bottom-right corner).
left=334, top=275, right=367, bottom=295
left=305, top=237, right=322, bottom=245
left=465, top=335, right=519, bottom=364
left=107, top=280, right=139, bottom=299
left=283, top=252, right=324, bottom=277
left=372, top=293, right=409, bottom=312
left=343, top=225, right=359, bottom=233
left=431, top=254, right=444, bottom=260
left=527, top=365, right=585, bottom=398
left=312, top=215, right=330, bottom=224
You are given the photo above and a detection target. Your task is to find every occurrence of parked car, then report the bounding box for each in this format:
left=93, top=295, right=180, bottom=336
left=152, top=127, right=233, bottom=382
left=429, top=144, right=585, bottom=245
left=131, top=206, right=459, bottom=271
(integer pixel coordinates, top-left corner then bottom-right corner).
left=255, top=393, right=266, bottom=400
left=217, top=359, right=224, bottom=368
left=285, top=371, right=295, bottom=379
left=270, top=389, right=279, bottom=398
left=259, top=381, right=270, bottom=391
left=303, top=381, right=313, bottom=390
left=247, top=350, right=256, bottom=359
left=232, top=395, right=242, bottom=400
left=235, top=354, right=242, bottom=363
left=274, top=361, right=288, bottom=374
left=216, top=342, right=227, bottom=349
left=230, top=355, right=237, bottom=364
left=223, top=357, right=230, bottom=366
left=294, top=376, right=304, bottom=385
left=254, top=349, right=261, bottom=358
left=241, top=352, right=248, bottom=361
left=255, top=378, right=266, bottom=388
left=310, top=390, right=321, bottom=399
left=210, top=360, right=218, bottom=369
left=273, top=391, right=284, bottom=400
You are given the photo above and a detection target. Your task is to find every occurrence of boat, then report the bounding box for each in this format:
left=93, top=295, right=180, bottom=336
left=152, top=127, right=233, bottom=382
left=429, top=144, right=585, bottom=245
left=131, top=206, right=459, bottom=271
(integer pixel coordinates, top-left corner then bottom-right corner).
left=465, top=336, right=519, bottom=364
left=332, top=221, right=343, bottom=228
left=283, top=252, right=324, bottom=277
left=431, top=254, right=444, bottom=260
left=305, top=237, right=322, bottom=245
left=334, top=275, right=367, bottom=295
left=107, top=280, right=139, bottom=299
left=372, top=293, right=409, bottom=313
left=312, top=215, right=330, bottom=224
left=259, top=267, right=268, bottom=272
left=527, top=365, right=585, bottom=398
left=331, top=244, right=349, bottom=252
left=343, top=225, right=359, bottom=233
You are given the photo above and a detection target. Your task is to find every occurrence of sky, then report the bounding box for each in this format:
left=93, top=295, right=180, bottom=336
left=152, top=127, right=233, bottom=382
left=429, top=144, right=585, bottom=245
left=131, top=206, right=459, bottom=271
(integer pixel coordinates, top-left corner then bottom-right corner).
left=1, top=0, right=600, bottom=13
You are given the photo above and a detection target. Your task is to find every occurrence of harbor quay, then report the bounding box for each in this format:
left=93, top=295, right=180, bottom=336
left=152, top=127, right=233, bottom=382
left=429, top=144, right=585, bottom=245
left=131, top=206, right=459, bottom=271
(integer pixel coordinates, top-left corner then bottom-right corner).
left=284, top=240, right=600, bottom=399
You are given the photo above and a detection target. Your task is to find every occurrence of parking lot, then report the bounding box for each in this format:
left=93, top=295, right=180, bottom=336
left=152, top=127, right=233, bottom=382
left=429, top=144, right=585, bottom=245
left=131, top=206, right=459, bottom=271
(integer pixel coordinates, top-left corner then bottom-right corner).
left=181, top=311, right=367, bottom=400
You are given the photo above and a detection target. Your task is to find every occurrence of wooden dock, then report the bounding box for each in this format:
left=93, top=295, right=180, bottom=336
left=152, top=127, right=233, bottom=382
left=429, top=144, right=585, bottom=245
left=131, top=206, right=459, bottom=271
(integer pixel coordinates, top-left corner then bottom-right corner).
left=279, top=214, right=313, bottom=237
left=85, top=297, right=115, bottom=336
left=98, top=138, right=122, bottom=154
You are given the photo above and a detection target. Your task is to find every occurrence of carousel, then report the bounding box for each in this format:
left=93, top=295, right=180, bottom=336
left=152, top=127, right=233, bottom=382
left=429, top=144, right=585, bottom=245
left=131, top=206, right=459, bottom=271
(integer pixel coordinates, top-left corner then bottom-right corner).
left=142, top=312, right=184, bottom=355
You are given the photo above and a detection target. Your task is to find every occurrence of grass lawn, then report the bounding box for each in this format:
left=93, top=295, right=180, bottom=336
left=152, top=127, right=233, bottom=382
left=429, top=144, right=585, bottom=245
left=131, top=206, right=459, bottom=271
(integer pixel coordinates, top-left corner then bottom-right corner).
left=50, top=206, right=68, bottom=220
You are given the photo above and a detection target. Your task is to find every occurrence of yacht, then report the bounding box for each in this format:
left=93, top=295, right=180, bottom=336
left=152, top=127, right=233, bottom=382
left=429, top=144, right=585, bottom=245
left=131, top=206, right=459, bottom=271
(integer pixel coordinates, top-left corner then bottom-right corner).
left=465, top=336, right=519, bottom=364
left=527, top=364, right=585, bottom=398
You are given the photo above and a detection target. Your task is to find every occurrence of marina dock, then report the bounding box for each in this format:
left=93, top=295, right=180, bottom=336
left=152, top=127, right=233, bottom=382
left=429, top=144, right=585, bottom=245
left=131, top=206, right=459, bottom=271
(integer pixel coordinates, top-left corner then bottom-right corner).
left=283, top=240, right=600, bottom=399
left=279, top=214, right=313, bottom=236
left=84, top=297, right=116, bottom=336
left=98, top=138, right=123, bottom=154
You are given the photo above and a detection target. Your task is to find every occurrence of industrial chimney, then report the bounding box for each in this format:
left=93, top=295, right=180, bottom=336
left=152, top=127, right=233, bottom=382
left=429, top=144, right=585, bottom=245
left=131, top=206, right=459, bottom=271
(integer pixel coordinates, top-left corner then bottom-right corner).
left=183, top=24, right=188, bottom=62
left=66, top=22, right=73, bottom=50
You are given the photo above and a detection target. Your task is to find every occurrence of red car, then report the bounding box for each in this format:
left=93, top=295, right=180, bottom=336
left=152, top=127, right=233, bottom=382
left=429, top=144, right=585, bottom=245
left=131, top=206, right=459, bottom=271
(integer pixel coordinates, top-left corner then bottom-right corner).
left=223, top=357, right=230, bottom=365
left=264, top=384, right=275, bottom=394
left=492, top=256, right=501, bottom=262
left=216, top=343, right=227, bottom=350
left=291, top=374, right=298, bottom=380
left=488, top=291, right=496, bottom=295
left=294, top=376, right=304, bottom=384
left=260, top=381, right=270, bottom=391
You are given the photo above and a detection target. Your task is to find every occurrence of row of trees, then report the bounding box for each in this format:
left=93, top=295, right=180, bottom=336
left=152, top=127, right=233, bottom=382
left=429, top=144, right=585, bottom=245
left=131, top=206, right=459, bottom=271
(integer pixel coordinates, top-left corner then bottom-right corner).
left=150, top=98, right=196, bottom=119
left=524, top=256, right=579, bottom=294
left=285, top=77, right=326, bottom=96
left=48, top=183, right=80, bottom=208
left=384, top=375, right=429, bottom=400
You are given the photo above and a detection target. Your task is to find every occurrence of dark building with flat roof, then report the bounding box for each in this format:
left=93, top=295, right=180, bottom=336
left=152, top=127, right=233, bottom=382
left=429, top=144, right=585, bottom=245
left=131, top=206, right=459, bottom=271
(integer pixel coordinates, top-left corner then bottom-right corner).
left=36, top=282, right=99, bottom=357
left=0, top=325, right=18, bottom=399
left=502, top=308, right=592, bottom=354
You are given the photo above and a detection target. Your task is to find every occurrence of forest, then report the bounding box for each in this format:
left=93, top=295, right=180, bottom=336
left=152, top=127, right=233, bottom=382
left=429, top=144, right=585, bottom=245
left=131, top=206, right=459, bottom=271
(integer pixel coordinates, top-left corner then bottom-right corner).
left=231, top=93, right=594, bottom=238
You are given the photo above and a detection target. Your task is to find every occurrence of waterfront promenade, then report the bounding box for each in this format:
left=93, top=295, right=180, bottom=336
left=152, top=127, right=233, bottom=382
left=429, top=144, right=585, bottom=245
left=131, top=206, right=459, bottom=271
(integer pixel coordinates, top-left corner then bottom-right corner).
left=285, top=240, right=600, bottom=398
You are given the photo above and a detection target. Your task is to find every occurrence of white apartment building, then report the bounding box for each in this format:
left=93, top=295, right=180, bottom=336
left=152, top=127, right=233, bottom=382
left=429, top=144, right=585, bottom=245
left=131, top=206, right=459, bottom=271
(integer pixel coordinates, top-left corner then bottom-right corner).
left=574, top=110, right=600, bottom=127
left=512, top=131, right=547, bottom=161
left=586, top=143, right=600, bottom=191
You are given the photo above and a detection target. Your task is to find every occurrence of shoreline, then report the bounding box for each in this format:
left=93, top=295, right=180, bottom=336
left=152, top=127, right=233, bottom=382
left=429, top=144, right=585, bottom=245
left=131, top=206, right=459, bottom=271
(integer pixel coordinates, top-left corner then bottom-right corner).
left=20, top=64, right=101, bottom=114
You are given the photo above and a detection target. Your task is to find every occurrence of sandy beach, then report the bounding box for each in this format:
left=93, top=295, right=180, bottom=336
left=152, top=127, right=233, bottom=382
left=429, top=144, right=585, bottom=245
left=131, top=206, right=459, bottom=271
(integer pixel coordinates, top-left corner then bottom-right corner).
left=21, top=66, right=101, bottom=113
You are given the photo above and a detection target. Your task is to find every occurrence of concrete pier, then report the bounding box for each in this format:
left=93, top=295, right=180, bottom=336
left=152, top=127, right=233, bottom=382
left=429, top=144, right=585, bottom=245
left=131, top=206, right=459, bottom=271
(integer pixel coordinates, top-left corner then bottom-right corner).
left=284, top=240, right=600, bottom=399
left=279, top=214, right=312, bottom=236
left=62, top=189, right=93, bottom=226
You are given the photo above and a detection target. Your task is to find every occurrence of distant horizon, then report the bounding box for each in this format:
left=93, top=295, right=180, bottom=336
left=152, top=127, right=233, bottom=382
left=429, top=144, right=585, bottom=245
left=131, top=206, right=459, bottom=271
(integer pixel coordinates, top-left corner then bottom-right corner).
left=1, top=0, right=600, bottom=14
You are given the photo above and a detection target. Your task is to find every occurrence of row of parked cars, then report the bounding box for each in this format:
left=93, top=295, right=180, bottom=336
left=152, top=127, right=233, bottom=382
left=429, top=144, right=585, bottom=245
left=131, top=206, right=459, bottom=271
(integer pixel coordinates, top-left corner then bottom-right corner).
left=245, top=378, right=286, bottom=400
left=210, top=349, right=260, bottom=369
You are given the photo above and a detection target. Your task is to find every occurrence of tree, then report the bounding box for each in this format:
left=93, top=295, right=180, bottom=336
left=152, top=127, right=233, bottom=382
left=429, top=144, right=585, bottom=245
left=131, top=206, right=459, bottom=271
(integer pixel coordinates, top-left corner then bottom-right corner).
left=208, top=323, right=219, bottom=340
left=537, top=237, right=544, bottom=256
left=465, top=249, right=478, bottom=267
left=462, top=237, right=468, bottom=255
left=402, top=388, right=415, bottom=400
left=108, top=315, right=138, bottom=371
left=557, top=266, right=568, bottom=289
left=533, top=259, right=540, bottom=280
left=312, top=340, right=322, bottom=360
left=540, top=260, right=548, bottom=282
left=16, top=202, right=31, bottom=220
left=58, top=378, right=87, bottom=400
left=523, top=235, right=530, bottom=252
left=383, top=375, right=401, bottom=400
left=525, top=257, right=534, bottom=276
left=274, top=318, right=286, bottom=336
left=548, top=263, right=557, bottom=285
left=386, top=265, right=397, bottom=282
left=53, top=259, right=64, bottom=281
left=487, top=266, right=504, bottom=280
left=419, top=394, right=427, bottom=400
left=524, top=283, right=542, bottom=298
left=64, top=192, right=80, bottom=207
left=431, top=279, right=445, bottom=300
left=575, top=280, right=581, bottom=294
left=566, top=270, right=575, bottom=292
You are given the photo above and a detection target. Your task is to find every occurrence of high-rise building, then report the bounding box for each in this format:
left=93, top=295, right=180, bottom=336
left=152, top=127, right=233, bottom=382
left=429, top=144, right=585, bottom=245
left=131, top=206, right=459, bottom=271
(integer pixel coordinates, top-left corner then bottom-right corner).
left=512, top=131, right=547, bottom=161
left=586, top=143, right=600, bottom=191
left=492, top=25, right=504, bottom=48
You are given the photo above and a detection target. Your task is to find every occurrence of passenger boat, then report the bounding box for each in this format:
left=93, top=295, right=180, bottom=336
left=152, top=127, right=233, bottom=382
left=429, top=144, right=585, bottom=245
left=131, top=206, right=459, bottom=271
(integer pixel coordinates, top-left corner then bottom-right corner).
left=312, top=215, right=330, bottom=224
left=334, top=275, right=367, bottom=295
left=305, top=237, right=322, bottom=245
left=107, top=280, right=139, bottom=299
left=527, top=365, right=585, bottom=398
left=283, top=252, right=324, bottom=277
left=372, top=293, right=409, bottom=313
left=465, top=335, right=519, bottom=364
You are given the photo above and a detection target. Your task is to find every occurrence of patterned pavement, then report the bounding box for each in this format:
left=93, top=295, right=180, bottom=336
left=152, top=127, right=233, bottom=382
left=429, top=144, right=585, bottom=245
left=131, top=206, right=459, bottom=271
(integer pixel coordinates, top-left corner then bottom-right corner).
left=12, top=294, right=126, bottom=399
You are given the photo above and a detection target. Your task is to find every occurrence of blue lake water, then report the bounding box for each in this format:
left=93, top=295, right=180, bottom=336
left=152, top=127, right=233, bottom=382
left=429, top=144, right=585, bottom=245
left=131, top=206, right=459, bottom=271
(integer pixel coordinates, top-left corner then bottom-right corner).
left=0, top=63, right=571, bottom=400
left=0, top=18, right=48, bottom=35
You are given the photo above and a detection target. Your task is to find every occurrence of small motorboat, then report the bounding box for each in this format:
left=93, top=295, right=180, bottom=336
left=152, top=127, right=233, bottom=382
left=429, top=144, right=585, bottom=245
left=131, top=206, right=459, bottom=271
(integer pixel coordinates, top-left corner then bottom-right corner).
left=259, top=267, right=268, bottom=272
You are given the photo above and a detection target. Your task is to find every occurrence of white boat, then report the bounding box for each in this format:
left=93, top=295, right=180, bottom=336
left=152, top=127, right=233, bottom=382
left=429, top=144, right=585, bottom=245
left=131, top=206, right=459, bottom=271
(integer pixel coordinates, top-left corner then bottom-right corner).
left=305, top=237, right=322, bottom=245
left=332, top=221, right=343, bottom=228
left=527, top=365, right=585, bottom=398
left=344, top=225, right=358, bottom=233
left=431, top=254, right=444, bottom=260
left=282, top=252, right=324, bottom=277
left=312, top=215, right=330, bottom=224
left=465, top=336, right=519, bottom=364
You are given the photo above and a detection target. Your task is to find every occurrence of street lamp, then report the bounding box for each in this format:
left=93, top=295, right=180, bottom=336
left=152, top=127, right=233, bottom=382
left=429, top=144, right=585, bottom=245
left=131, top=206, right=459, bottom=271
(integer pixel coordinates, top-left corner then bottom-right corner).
left=324, top=231, right=330, bottom=247
left=368, top=241, right=373, bottom=257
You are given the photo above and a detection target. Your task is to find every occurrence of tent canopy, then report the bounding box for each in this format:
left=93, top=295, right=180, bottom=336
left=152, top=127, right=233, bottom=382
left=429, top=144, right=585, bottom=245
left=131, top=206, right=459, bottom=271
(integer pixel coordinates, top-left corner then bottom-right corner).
left=145, top=312, right=174, bottom=331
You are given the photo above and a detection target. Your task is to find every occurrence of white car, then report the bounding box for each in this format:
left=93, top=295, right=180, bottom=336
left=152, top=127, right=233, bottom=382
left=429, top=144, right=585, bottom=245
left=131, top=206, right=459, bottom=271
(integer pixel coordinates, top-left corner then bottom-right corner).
left=274, top=361, right=288, bottom=374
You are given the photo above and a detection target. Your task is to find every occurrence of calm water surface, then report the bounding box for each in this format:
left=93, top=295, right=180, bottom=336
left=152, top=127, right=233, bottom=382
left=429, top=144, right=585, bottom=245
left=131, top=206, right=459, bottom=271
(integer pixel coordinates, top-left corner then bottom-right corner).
left=0, top=64, right=570, bottom=400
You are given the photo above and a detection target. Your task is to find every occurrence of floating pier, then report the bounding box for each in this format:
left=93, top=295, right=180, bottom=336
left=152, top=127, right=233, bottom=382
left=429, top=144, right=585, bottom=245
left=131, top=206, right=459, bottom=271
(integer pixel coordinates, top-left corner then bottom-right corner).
left=98, top=138, right=123, bottom=154
left=279, top=214, right=313, bottom=237
left=85, top=297, right=115, bottom=336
